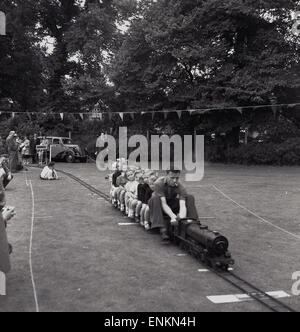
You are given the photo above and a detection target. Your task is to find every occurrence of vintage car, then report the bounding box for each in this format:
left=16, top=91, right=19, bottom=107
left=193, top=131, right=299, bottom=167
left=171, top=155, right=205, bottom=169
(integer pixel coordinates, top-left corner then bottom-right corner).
left=37, top=136, right=87, bottom=163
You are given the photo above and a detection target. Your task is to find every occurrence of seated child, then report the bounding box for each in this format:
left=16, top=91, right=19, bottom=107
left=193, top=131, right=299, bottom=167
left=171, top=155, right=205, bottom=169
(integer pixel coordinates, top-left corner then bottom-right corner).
left=129, top=171, right=145, bottom=222
left=110, top=161, right=122, bottom=207
left=40, top=162, right=59, bottom=180
left=140, top=172, right=158, bottom=230
left=115, top=168, right=129, bottom=212
left=124, top=169, right=139, bottom=218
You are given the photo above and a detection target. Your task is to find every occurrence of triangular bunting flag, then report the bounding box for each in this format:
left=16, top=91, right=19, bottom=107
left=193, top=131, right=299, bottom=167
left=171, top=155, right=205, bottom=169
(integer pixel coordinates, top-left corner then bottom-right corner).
left=237, top=107, right=243, bottom=115
left=119, top=113, right=124, bottom=121
left=141, top=112, right=146, bottom=116
left=189, top=110, right=195, bottom=115
left=176, top=111, right=182, bottom=119
left=79, top=113, right=84, bottom=120
left=60, top=113, right=64, bottom=120
left=130, top=113, right=135, bottom=120
left=12, top=112, right=15, bottom=119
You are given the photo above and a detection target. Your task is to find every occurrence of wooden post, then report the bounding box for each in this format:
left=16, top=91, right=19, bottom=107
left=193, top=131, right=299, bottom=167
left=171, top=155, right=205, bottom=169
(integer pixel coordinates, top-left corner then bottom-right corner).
left=49, top=145, right=52, bottom=163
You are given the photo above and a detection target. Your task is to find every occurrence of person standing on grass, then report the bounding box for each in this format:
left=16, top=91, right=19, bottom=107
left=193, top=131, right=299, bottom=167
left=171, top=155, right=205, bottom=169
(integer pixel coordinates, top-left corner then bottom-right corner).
left=6, top=132, right=19, bottom=173
left=0, top=209, right=10, bottom=277
left=0, top=156, right=13, bottom=189
left=0, top=174, right=16, bottom=279
left=30, top=134, right=38, bottom=164
left=20, top=136, right=30, bottom=167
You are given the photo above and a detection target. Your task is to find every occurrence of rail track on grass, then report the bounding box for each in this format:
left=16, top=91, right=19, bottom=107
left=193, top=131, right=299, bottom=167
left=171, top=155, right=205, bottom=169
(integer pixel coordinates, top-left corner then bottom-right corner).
left=37, top=167, right=297, bottom=312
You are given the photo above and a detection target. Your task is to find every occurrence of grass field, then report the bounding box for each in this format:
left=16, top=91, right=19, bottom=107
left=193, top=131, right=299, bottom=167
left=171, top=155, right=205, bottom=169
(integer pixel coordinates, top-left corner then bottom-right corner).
left=0, top=162, right=299, bottom=312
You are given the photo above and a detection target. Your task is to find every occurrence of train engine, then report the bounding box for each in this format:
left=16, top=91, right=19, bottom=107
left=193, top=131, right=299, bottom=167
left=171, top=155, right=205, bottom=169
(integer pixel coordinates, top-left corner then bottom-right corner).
left=171, top=219, right=234, bottom=270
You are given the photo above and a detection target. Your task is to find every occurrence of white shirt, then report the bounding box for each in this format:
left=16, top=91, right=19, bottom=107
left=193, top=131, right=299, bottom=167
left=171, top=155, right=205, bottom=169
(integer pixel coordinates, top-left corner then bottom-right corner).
left=40, top=166, right=58, bottom=180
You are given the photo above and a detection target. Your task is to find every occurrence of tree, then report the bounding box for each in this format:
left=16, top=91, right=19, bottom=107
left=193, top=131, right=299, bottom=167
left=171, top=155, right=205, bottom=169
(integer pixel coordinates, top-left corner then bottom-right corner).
left=0, top=0, right=44, bottom=113
left=110, top=0, right=300, bottom=112
left=60, top=0, right=138, bottom=112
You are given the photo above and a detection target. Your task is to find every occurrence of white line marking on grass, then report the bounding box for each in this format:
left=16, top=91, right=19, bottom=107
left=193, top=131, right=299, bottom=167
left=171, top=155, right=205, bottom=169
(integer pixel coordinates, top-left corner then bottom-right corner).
left=198, top=268, right=234, bottom=273
left=25, top=172, right=29, bottom=186
left=29, top=180, right=40, bottom=313
left=207, top=291, right=291, bottom=304
left=212, top=185, right=300, bottom=241
left=118, top=223, right=139, bottom=226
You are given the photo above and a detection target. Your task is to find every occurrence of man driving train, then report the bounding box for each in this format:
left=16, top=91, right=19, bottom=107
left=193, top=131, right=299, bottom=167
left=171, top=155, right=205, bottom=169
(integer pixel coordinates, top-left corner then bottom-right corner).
left=149, top=166, right=199, bottom=242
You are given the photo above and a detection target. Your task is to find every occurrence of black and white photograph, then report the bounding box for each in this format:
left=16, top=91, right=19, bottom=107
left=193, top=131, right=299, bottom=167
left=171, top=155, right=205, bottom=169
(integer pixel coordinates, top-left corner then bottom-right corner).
left=0, top=0, right=300, bottom=316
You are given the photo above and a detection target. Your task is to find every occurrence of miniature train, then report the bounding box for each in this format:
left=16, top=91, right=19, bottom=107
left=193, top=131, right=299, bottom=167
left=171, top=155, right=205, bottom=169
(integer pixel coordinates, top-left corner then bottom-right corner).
left=111, top=197, right=234, bottom=270
left=170, top=218, right=235, bottom=270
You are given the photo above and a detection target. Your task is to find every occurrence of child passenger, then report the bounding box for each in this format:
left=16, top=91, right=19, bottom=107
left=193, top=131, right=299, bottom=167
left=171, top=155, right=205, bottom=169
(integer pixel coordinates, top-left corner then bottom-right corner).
left=124, top=169, right=139, bottom=218
left=140, top=172, right=158, bottom=230
left=40, top=162, right=59, bottom=180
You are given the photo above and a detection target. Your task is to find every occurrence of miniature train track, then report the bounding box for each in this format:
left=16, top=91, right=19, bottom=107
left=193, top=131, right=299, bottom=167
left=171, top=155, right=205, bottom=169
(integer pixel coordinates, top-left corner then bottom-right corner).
left=57, top=169, right=111, bottom=202
left=49, top=168, right=297, bottom=312
left=212, top=269, right=296, bottom=312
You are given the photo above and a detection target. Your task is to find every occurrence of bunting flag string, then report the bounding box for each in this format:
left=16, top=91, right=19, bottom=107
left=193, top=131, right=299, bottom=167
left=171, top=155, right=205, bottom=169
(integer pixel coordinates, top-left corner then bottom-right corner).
left=176, top=111, right=182, bottom=119
left=0, top=102, right=299, bottom=120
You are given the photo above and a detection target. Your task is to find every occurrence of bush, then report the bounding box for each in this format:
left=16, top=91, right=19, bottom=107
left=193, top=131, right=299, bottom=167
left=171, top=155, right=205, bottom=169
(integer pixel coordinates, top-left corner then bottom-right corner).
left=208, top=138, right=300, bottom=165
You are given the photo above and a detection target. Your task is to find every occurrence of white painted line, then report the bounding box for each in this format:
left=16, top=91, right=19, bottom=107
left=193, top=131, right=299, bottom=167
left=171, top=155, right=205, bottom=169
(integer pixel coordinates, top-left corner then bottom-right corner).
left=208, top=295, right=241, bottom=304
left=25, top=173, right=29, bottom=187
left=118, top=223, right=139, bottom=226
left=212, top=185, right=300, bottom=241
left=0, top=272, right=6, bottom=296
left=29, top=180, right=40, bottom=313
left=198, top=268, right=234, bottom=273
left=207, top=290, right=291, bottom=304
left=267, top=291, right=291, bottom=298
left=176, top=254, right=187, bottom=257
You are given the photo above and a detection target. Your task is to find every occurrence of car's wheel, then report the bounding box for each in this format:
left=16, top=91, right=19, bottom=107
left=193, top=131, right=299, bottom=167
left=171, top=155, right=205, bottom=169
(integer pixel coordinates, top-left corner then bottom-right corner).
left=65, top=153, right=75, bottom=163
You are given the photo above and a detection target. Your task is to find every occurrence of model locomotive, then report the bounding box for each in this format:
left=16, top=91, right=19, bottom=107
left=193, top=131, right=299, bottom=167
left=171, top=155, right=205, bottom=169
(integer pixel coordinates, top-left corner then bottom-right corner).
left=170, top=218, right=234, bottom=270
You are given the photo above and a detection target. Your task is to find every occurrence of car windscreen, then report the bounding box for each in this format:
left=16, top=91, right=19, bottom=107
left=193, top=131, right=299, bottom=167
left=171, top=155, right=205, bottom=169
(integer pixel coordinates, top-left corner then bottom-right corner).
left=62, top=139, right=72, bottom=144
